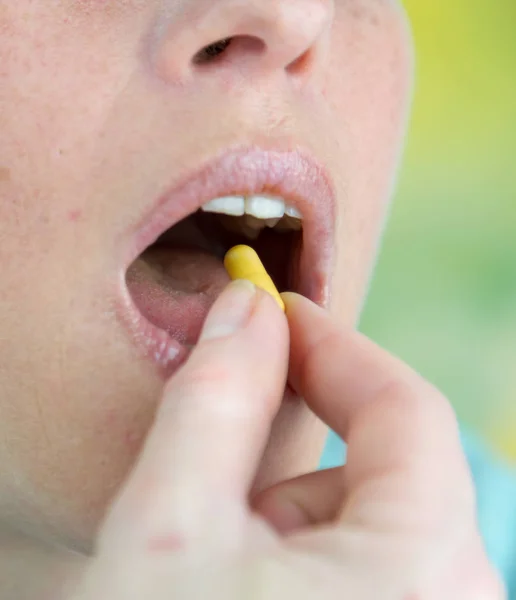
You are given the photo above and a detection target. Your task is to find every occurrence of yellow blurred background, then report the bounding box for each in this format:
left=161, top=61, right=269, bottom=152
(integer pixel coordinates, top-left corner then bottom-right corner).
left=361, top=1, right=516, bottom=459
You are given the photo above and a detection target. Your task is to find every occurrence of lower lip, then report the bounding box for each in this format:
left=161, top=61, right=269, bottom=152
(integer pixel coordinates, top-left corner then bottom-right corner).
left=115, top=147, right=335, bottom=375
left=115, top=270, right=191, bottom=377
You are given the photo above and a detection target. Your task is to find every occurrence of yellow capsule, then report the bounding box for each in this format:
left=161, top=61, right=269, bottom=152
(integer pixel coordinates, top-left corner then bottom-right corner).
left=224, top=245, right=285, bottom=312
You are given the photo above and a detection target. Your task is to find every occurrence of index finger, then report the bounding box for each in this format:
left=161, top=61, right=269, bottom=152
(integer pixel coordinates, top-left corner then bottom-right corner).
left=283, top=293, right=475, bottom=531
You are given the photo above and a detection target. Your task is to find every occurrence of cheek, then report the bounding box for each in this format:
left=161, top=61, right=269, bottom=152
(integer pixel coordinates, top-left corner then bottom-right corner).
left=0, top=4, right=156, bottom=545
left=330, top=3, right=413, bottom=178
left=328, top=2, right=414, bottom=320
left=0, top=2, right=139, bottom=278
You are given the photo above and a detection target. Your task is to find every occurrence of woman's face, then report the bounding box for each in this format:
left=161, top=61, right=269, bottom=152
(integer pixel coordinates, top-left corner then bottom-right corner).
left=0, top=0, right=412, bottom=552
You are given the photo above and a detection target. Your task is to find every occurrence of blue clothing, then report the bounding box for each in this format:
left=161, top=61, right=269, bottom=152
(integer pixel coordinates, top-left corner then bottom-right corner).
left=320, top=429, right=516, bottom=598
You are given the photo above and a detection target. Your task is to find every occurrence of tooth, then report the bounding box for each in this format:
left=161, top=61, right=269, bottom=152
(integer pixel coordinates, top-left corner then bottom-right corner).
left=218, top=214, right=263, bottom=240
left=241, top=217, right=262, bottom=239
left=245, top=214, right=266, bottom=231
left=273, top=216, right=292, bottom=232
left=273, top=215, right=302, bottom=232
left=265, top=218, right=281, bottom=227
left=283, top=215, right=302, bottom=231
left=241, top=215, right=265, bottom=239
left=202, top=196, right=245, bottom=216
left=285, top=205, right=302, bottom=219
left=245, top=195, right=285, bottom=219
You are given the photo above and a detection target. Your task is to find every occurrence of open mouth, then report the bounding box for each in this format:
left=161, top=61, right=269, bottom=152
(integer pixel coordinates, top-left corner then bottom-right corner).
left=118, top=148, right=335, bottom=374
left=126, top=194, right=302, bottom=345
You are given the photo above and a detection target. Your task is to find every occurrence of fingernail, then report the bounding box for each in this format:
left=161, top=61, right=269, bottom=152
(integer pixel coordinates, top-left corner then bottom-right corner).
left=200, top=280, right=257, bottom=341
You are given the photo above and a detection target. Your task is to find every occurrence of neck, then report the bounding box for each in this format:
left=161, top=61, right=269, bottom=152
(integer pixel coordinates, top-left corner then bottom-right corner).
left=0, top=527, right=86, bottom=600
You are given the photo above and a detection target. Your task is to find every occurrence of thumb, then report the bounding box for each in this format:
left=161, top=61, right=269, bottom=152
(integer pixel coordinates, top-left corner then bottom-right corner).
left=99, top=281, right=289, bottom=554
left=252, top=467, right=346, bottom=534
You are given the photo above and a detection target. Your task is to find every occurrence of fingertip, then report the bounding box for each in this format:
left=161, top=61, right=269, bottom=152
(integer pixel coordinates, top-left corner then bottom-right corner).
left=280, top=291, right=299, bottom=305
left=199, top=279, right=258, bottom=342
left=282, top=293, right=325, bottom=333
left=283, top=292, right=332, bottom=355
left=253, top=287, right=290, bottom=336
left=253, top=492, right=310, bottom=535
left=281, top=291, right=308, bottom=312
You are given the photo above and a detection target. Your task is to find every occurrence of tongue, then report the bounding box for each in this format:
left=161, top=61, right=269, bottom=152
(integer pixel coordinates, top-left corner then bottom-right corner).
left=126, top=246, right=230, bottom=346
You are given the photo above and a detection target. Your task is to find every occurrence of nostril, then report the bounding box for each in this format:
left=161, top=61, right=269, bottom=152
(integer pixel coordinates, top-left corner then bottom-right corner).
left=193, top=38, right=233, bottom=65
left=192, top=36, right=266, bottom=67
left=286, top=48, right=314, bottom=76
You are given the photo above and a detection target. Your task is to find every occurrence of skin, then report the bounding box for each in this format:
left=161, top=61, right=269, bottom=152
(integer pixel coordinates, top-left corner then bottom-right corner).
left=70, top=287, right=503, bottom=599
left=0, top=0, right=501, bottom=598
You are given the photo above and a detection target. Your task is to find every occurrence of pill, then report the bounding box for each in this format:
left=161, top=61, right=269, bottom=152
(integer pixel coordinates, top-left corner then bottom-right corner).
left=224, top=245, right=285, bottom=312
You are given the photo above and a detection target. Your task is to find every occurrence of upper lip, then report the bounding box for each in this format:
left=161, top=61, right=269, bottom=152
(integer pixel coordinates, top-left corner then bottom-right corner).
left=123, top=146, right=336, bottom=305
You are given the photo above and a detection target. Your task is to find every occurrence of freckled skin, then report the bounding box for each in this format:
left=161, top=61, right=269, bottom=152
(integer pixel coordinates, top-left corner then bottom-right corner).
left=0, top=0, right=413, bottom=594
left=68, top=210, right=83, bottom=222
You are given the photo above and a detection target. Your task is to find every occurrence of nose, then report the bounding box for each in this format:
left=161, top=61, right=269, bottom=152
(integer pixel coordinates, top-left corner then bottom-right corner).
left=152, top=0, right=333, bottom=81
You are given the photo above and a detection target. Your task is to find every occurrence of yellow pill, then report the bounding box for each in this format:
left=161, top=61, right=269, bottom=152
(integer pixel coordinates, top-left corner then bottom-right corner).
left=224, top=245, right=285, bottom=312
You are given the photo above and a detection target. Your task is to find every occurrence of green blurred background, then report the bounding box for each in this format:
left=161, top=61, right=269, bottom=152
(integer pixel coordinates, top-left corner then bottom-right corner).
left=361, top=1, right=516, bottom=460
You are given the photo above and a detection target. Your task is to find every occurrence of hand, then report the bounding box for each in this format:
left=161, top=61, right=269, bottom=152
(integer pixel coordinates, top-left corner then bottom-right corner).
left=71, top=282, right=504, bottom=600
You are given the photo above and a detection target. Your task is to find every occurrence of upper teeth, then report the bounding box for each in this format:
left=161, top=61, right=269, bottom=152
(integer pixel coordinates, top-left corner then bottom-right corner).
left=201, top=194, right=302, bottom=221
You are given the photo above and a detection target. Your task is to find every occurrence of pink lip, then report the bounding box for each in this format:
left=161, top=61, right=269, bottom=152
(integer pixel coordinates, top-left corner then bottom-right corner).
left=116, top=146, right=336, bottom=375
